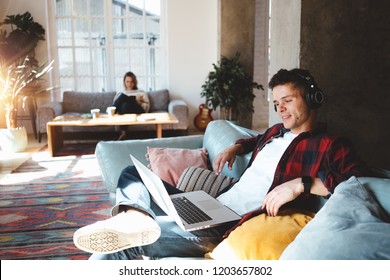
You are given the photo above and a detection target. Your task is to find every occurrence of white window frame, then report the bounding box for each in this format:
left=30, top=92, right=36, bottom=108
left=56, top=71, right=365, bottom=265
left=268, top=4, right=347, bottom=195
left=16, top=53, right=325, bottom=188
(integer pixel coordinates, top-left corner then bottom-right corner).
left=53, top=0, right=165, bottom=93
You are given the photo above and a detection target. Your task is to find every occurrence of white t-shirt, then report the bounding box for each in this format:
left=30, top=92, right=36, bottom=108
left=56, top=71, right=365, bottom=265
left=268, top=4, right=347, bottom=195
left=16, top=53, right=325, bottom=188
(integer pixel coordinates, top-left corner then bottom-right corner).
left=216, top=131, right=297, bottom=216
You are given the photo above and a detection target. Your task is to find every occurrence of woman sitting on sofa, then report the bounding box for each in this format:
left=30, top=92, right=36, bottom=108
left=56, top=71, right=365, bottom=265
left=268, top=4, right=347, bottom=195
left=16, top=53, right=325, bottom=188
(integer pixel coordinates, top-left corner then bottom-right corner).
left=113, top=71, right=150, bottom=140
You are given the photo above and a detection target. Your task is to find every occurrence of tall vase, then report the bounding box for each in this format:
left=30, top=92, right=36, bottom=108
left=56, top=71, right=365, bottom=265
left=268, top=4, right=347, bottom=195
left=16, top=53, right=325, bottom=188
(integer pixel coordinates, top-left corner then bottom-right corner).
left=5, top=107, right=18, bottom=129
left=219, top=106, right=237, bottom=122
left=0, top=127, right=28, bottom=153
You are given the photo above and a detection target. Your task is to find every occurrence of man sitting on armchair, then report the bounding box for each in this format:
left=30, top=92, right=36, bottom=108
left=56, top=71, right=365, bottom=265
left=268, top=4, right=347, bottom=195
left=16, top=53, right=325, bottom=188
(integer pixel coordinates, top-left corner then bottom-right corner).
left=73, top=68, right=371, bottom=260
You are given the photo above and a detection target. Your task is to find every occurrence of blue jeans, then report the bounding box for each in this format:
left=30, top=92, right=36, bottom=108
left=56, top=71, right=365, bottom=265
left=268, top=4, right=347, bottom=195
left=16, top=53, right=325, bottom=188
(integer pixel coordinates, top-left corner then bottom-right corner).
left=90, top=166, right=235, bottom=260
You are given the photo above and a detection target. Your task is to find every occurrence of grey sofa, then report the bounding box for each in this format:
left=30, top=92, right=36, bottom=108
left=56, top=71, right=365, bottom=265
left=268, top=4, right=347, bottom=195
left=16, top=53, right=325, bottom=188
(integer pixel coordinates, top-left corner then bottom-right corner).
left=94, top=120, right=390, bottom=259
left=36, top=89, right=189, bottom=142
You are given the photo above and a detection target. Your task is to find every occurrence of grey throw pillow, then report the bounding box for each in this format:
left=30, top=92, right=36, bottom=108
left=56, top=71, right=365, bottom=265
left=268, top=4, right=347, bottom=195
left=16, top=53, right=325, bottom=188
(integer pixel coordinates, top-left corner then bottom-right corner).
left=280, top=176, right=390, bottom=260
left=148, top=90, right=169, bottom=112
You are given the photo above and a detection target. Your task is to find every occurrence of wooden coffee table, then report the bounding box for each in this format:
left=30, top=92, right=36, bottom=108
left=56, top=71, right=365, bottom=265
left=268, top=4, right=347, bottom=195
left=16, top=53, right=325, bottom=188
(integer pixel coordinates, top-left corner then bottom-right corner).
left=46, top=113, right=178, bottom=157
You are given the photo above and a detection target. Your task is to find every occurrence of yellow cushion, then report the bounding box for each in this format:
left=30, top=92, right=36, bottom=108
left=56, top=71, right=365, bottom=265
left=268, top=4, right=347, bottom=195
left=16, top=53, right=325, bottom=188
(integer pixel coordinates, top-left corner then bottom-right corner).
left=205, top=209, right=315, bottom=260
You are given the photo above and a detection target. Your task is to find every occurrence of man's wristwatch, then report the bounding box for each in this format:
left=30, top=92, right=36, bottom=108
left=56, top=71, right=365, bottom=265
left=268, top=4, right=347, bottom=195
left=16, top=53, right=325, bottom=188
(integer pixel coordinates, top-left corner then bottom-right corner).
left=301, top=176, right=313, bottom=194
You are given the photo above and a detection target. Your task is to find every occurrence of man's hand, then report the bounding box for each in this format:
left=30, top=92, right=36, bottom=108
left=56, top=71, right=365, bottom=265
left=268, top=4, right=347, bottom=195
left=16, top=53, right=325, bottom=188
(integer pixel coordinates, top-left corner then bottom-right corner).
left=212, top=144, right=244, bottom=175
left=261, top=178, right=303, bottom=216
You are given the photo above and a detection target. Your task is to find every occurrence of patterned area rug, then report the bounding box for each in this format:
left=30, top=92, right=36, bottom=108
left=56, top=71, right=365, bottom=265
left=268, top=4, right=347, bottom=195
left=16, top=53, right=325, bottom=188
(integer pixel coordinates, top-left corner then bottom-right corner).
left=0, top=145, right=112, bottom=260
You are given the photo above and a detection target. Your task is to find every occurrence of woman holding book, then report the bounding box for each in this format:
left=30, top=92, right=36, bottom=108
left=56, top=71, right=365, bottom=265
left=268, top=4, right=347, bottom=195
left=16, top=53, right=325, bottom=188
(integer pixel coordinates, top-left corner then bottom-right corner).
left=113, top=71, right=150, bottom=140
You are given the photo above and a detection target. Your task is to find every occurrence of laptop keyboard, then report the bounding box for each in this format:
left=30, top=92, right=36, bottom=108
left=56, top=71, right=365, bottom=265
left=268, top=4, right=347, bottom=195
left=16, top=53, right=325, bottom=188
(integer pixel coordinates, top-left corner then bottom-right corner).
left=172, top=196, right=212, bottom=225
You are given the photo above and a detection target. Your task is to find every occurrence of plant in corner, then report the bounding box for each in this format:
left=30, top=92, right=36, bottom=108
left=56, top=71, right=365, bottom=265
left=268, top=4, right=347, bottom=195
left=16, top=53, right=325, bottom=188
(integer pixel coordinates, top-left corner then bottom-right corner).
left=200, top=52, right=263, bottom=122
left=0, top=12, right=45, bottom=63
left=0, top=12, right=53, bottom=152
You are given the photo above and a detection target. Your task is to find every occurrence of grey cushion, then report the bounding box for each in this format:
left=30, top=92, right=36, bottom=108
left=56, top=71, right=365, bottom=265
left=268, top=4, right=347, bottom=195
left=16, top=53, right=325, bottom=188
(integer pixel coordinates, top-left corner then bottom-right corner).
left=62, top=91, right=116, bottom=113
left=359, top=176, right=390, bottom=214
left=280, top=176, right=390, bottom=259
left=148, top=89, right=170, bottom=112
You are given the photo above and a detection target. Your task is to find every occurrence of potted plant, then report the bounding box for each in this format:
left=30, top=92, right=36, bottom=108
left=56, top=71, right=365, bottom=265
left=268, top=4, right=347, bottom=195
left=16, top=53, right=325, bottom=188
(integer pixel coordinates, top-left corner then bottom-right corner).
left=0, top=12, right=45, bottom=64
left=200, top=52, right=263, bottom=123
left=0, top=12, right=53, bottom=152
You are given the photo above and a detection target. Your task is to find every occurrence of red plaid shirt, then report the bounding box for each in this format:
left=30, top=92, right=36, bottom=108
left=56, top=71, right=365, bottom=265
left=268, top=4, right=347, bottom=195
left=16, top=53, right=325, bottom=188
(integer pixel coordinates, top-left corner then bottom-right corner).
left=226, top=122, right=370, bottom=235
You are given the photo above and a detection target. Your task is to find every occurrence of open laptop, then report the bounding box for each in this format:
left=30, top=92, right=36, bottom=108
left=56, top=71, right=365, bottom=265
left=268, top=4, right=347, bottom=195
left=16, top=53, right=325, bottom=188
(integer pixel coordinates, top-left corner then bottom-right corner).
left=130, top=155, right=241, bottom=231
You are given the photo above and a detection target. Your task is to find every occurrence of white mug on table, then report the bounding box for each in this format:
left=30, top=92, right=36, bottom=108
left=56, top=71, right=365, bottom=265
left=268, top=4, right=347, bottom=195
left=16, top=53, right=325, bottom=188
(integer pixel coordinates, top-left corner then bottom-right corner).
left=91, top=109, right=100, bottom=119
left=106, top=106, right=116, bottom=117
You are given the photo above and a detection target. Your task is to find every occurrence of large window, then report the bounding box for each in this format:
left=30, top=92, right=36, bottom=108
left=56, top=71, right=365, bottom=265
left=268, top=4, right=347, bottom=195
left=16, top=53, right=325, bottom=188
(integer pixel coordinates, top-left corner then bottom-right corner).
left=55, top=0, right=164, bottom=92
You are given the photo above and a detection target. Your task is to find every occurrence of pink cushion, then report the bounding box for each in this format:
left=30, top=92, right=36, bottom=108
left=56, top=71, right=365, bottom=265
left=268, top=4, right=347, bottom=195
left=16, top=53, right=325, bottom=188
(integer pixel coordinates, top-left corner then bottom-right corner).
left=146, top=147, right=208, bottom=186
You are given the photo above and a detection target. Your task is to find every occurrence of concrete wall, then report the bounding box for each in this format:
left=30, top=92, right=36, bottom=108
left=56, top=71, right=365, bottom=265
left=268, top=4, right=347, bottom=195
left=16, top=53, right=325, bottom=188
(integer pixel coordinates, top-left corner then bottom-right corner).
left=268, top=0, right=302, bottom=126
left=220, top=0, right=255, bottom=74
left=219, top=0, right=256, bottom=128
left=252, top=0, right=269, bottom=131
left=300, top=0, right=390, bottom=169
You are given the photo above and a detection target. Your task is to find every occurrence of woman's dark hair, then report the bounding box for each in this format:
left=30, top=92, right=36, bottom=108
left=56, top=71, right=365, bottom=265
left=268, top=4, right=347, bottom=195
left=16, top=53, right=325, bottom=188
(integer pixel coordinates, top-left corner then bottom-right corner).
left=123, top=71, right=138, bottom=90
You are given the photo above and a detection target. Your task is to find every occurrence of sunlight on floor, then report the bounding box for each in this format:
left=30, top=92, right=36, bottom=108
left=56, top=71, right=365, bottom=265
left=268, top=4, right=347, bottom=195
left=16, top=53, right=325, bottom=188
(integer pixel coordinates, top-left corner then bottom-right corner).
left=0, top=134, right=103, bottom=185
left=0, top=134, right=47, bottom=179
